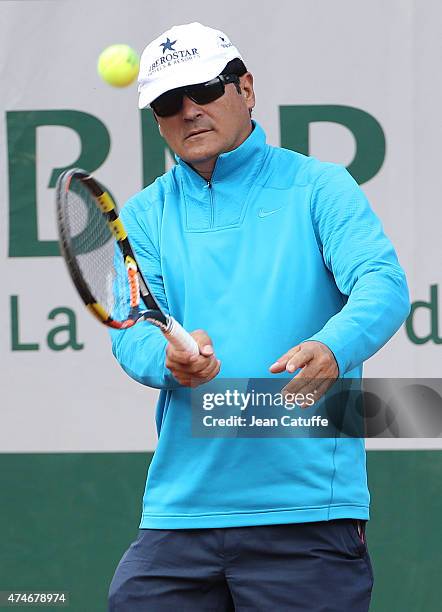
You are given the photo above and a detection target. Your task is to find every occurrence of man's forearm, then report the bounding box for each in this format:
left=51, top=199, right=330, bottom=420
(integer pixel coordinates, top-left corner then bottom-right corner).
left=110, top=325, right=181, bottom=390
left=307, top=265, right=410, bottom=376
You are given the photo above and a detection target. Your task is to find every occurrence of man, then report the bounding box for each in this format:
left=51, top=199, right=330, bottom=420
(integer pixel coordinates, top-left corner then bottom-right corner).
left=108, top=22, right=410, bottom=611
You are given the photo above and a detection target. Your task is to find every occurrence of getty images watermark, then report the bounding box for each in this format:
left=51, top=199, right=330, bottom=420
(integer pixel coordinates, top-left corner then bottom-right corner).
left=191, top=379, right=442, bottom=438
left=201, top=389, right=327, bottom=430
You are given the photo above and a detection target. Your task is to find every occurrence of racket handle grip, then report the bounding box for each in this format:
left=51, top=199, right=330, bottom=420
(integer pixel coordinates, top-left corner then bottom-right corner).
left=164, top=317, right=199, bottom=355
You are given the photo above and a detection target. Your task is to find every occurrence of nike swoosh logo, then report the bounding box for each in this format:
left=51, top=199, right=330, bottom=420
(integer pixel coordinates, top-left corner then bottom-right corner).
left=258, top=207, right=283, bottom=218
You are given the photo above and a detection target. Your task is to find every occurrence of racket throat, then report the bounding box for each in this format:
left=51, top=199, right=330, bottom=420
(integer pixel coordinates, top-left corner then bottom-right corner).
left=142, top=309, right=168, bottom=328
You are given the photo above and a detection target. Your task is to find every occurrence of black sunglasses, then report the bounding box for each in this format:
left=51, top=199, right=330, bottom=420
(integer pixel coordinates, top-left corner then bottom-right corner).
left=151, top=74, right=241, bottom=117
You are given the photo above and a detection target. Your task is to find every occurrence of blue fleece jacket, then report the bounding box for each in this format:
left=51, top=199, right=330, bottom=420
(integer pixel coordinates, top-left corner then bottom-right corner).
left=110, top=121, right=410, bottom=528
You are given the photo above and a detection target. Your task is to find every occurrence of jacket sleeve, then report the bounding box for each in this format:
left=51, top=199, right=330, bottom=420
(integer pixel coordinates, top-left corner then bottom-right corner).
left=109, top=198, right=181, bottom=390
left=306, top=164, right=410, bottom=375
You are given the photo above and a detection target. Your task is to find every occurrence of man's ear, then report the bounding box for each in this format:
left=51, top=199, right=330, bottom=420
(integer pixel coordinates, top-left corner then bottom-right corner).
left=240, top=72, right=255, bottom=112
left=153, top=111, right=163, bottom=137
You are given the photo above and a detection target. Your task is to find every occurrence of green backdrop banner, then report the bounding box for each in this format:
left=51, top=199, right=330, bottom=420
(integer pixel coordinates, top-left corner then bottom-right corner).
left=0, top=451, right=441, bottom=612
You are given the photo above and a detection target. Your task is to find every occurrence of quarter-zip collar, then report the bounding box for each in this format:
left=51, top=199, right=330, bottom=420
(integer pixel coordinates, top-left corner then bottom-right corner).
left=174, top=121, right=267, bottom=231
left=175, top=120, right=267, bottom=189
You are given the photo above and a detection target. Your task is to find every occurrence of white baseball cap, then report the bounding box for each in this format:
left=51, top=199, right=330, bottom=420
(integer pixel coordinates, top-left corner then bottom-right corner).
left=137, top=22, right=243, bottom=109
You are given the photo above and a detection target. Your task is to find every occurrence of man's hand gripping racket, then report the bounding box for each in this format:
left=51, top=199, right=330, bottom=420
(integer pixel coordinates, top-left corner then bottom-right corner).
left=55, top=168, right=199, bottom=355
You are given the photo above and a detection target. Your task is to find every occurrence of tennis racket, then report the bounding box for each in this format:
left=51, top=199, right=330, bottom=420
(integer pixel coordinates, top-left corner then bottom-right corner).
left=55, top=168, right=199, bottom=354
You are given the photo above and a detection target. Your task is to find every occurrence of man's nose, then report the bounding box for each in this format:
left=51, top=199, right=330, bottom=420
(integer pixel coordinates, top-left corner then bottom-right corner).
left=181, top=95, right=203, bottom=119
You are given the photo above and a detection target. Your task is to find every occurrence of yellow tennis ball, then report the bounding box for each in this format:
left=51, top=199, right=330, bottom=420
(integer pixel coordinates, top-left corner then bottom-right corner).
left=97, top=44, right=140, bottom=87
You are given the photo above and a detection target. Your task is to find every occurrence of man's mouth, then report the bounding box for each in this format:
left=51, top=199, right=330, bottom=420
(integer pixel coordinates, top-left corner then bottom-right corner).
left=185, top=129, right=212, bottom=140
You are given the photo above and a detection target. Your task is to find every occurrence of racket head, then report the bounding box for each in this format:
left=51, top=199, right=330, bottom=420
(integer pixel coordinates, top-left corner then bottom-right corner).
left=55, top=168, right=166, bottom=329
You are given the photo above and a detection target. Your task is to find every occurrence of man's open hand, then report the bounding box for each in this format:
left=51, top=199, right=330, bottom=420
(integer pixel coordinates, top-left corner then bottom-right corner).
left=269, top=340, right=339, bottom=406
left=166, top=329, right=220, bottom=388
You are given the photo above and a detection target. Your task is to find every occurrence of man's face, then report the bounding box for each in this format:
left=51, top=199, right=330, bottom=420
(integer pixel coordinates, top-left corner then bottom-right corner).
left=154, top=73, right=255, bottom=175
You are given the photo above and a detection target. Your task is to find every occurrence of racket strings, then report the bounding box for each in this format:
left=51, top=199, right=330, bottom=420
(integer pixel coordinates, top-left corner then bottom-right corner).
left=64, top=179, right=134, bottom=320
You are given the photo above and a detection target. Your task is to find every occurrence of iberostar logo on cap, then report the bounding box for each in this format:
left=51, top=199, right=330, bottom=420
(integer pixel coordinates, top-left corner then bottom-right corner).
left=148, top=37, right=200, bottom=76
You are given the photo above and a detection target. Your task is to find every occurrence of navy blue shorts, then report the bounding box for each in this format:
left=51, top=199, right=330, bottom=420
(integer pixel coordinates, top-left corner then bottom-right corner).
left=108, top=520, right=373, bottom=611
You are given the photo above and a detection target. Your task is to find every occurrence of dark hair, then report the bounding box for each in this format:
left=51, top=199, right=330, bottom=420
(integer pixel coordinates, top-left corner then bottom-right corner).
left=221, top=58, right=248, bottom=77
left=221, top=58, right=252, bottom=116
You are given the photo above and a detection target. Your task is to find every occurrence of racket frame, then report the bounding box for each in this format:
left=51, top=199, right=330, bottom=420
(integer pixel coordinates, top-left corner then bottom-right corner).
left=56, top=168, right=199, bottom=354
left=56, top=168, right=166, bottom=330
